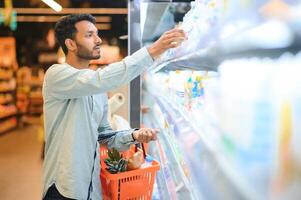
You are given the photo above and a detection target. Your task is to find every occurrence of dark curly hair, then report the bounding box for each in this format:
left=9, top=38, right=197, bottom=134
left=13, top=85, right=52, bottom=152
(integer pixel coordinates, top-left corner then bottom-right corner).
left=55, top=14, right=96, bottom=55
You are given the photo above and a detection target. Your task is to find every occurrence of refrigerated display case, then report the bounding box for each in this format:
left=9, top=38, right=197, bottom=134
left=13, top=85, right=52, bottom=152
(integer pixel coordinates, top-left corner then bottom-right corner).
left=128, top=0, right=301, bottom=199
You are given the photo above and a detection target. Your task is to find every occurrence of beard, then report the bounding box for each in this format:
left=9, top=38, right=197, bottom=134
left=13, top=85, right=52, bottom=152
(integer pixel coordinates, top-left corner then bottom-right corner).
left=75, top=41, right=101, bottom=60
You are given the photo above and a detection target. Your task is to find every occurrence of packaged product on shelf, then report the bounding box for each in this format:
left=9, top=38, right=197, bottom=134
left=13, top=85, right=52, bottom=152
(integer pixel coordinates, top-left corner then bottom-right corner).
left=291, top=53, right=301, bottom=169
left=270, top=54, right=301, bottom=198
left=169, top=71, right=186, bottom=105
left=0, top=37, right=17, bottom=69
left=184, top=77, right=193, bottom=110
left=0, top=117, right=17, bottom=133
left=0, top=104, right=17, bottom=118
left=0, top=68, right=13, bottom=80
left=0, top=78, right=16, bottom=92
left=0, top=94, right=13, bottom=104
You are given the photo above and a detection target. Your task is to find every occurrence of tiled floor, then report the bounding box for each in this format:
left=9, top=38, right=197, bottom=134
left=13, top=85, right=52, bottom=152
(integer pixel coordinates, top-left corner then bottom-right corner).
left=0, top=125, right=43, bottom=200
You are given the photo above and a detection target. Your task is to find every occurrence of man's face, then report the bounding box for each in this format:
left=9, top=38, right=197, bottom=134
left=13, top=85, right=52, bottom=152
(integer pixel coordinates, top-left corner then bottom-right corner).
left=73, top=20, right=102, bottom=60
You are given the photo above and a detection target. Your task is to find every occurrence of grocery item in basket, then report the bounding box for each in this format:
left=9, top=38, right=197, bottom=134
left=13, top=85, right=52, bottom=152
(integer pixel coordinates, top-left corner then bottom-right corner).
left=127, top=148, right=144, bottom=170
left=141, top=155, right=154, bottom=168
left=104, top=148, right=127, bottom=174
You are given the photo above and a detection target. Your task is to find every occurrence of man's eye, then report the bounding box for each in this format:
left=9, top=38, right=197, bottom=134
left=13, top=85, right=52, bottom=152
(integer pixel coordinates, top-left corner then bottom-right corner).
left=86, top=34, right=92, bottom=37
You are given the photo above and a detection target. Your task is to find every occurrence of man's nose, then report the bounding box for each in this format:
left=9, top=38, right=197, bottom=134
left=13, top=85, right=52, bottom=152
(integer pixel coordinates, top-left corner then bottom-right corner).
left=96, top=35, right=102, bottom=44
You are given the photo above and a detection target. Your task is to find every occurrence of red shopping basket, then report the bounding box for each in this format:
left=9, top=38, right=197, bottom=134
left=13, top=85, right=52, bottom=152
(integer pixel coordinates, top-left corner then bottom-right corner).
left=100, top=145, right=160, bottom=200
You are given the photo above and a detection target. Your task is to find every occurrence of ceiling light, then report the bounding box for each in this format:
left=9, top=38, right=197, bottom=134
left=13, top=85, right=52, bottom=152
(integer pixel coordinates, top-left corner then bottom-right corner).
left=41, top=0, right=62, bottom=12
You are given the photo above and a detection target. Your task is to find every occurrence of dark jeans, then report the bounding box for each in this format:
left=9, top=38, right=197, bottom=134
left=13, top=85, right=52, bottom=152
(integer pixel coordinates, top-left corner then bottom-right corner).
left=43, top=184, right=76, bottom=200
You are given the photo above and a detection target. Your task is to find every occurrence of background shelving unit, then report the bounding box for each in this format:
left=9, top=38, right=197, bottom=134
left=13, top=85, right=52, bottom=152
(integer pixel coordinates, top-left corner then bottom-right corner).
left=16, top=67, right=44, bottom=125
left=0, top=37, right=18, bottom=135
left=143, top=79, right=261, bottom=200
left=0, top=69, right=17, bottom=134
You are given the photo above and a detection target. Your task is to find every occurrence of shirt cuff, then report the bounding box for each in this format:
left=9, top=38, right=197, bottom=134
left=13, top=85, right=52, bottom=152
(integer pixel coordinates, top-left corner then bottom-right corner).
left=122, top=128, right=139, bottom=144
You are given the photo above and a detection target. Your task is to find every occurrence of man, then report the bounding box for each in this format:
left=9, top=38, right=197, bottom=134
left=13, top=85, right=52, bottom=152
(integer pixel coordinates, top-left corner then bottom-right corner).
left=42, top=14, right=186, bottom=200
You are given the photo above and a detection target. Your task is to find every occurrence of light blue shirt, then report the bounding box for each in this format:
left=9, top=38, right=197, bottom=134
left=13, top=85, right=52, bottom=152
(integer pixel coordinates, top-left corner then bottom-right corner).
left=42, top=47, right=153, bottom=200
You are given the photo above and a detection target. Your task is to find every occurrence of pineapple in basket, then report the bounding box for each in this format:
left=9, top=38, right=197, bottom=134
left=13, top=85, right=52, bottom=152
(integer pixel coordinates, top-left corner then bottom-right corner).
left=104, top=148, right=127, bottom=174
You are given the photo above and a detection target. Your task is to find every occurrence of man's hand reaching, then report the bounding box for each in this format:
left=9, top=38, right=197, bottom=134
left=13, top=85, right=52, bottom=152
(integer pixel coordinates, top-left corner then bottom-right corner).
left=132, top=128, right=159, bottom=143
left=147, top=28, right=187, bottom=59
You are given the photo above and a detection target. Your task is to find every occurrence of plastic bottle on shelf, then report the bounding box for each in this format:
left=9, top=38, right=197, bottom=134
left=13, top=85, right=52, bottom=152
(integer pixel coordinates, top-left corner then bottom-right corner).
left=291, top=57, right=301, bottom=169
left=192, top=76, right=204, bottom=109
left=196, top=75, right=205, bottom=106
left=173, top=71, right=185, bottom=105
left=192, top=81, right=199, bottom=98
left=184, top=76, right=194, bottom=110
left=141, top=155, right=154, bottom=168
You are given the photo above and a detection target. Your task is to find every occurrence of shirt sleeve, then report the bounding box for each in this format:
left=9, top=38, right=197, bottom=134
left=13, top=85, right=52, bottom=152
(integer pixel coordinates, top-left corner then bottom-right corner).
left=97, top=100, right=138, bottom=151
left=45, top=47, right=153, bottom=99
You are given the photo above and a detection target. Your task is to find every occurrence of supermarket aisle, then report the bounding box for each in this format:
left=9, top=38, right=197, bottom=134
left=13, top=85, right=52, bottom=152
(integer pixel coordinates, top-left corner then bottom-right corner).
left=0, top=125, right=43, bottom=200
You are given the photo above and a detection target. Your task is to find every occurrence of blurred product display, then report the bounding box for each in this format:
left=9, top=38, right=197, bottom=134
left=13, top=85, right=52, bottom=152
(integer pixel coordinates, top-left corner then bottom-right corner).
left=16, top=66, right=44, bottom=125
left=0, top=37, right=18, bottom=135
left=16, top=66, right=31, bottom=114
left=133, top=0, right=301, bottom=199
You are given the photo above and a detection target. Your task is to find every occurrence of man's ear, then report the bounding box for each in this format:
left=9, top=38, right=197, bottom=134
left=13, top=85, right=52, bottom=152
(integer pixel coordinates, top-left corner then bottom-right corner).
left=65, top=39, right=77, bottom=52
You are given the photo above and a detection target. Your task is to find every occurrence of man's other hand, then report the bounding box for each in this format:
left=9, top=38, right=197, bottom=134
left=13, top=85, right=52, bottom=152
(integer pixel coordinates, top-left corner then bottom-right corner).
left=132, top=128, right=159, bottom=143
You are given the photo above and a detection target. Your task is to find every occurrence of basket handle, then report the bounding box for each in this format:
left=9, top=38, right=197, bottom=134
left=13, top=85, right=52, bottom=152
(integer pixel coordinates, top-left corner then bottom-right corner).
left=135, top=143, right=146, bottom=158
